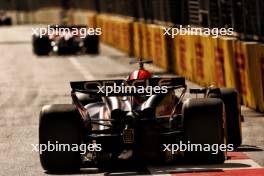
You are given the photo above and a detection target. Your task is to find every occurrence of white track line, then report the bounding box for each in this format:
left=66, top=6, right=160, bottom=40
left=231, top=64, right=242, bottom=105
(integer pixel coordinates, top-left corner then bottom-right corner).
left=68, top=57, right=94, bottom=80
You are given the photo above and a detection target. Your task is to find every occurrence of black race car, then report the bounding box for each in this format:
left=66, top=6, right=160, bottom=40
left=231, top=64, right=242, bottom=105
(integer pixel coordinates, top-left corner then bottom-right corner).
left=32, top=25, right=99, bottom=56
left=39, top=60, right=242, bottom=172
left=0, top=11, right=12, bottom=26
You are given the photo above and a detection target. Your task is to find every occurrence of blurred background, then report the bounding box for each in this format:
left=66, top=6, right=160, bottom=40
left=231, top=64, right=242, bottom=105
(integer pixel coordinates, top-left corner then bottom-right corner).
left=1, top=0, right=264, bottom=41
left=0, top=0, right=264, bottom=112
left=0, top=0, right=264, bottom=111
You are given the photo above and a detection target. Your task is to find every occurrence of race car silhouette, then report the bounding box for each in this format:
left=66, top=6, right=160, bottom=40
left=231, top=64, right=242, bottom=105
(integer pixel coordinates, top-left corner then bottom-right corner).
left=39, top=59, right=242, bottom=171
left=0, top=11, right=12, bottom=26
left=32, top=25, right=99, bottom=56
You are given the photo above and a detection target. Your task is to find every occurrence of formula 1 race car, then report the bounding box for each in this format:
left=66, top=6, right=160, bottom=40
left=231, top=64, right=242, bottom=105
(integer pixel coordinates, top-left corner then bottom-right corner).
left=32, top=25, right=99, bottom=56
left=0, top=11, right=12, bottom=26
left=39, top=59, right=242, bottom=172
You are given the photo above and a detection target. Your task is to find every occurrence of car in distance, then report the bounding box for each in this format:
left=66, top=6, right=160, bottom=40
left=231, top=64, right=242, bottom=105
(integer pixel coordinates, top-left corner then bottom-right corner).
left=32, top=25, right=99, bottom=56
left=0, top=11, right=12, bottom=26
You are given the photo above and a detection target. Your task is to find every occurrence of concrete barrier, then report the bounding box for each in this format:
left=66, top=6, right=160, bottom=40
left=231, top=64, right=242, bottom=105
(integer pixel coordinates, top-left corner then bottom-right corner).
left=174, top=34, right=194, bottom=80
left=192, top=35, right=213, bottom=86
left=211, top=37, right=237, bottom=88
left=233, top=41, right=256, bottom=109
left=87, top=12, right=97, bottom=28
left=255, top=44, right=264, bottom=111
left=96, top=14, right=133, bottom=55
left=67, top=12, right=264, bottom=112
left=34, top=8, right=62, bottom=24
left=150, top=24, right=169, bottom=70
left=142, top=23, right=153, bottom=60
left=246, top=43, right=264, bottom=111
left=133, top=22, right=143, bottom=59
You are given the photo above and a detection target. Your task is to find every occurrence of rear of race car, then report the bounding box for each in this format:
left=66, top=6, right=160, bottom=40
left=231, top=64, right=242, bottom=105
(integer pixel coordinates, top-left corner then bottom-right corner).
left=32, top=25, right=99, bottom=56
left=38, top=77, right=242, bottom=171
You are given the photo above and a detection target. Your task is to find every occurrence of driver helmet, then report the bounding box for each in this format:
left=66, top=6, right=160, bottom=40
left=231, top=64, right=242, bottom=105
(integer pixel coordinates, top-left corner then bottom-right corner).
left=128, top=68, right=152, bottom=106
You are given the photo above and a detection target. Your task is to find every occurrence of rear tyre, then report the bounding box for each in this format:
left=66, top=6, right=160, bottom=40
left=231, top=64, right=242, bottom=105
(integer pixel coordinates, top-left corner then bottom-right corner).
left=219, top=88, right=242, bottom=149
left=39, top=104, right=82, bottom=172
left=84, top=35, right=99, bottom=54
left=209, top=88, right=242, bottom=148
left=32, top=35, right=51, bottom=56
left=182, top=98, right=226, bottom=164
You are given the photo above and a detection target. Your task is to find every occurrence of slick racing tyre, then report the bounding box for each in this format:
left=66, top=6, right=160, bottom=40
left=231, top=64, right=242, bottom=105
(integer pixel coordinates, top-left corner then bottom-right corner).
left=39, top=104, right=82, bottom=171
left=84, top=35, right=99, bottom=54
left=212, top=88, right=242, bottom=149
left=32, top=35, right=51, bottom=56
left=183, top=98, right=226, bottom=164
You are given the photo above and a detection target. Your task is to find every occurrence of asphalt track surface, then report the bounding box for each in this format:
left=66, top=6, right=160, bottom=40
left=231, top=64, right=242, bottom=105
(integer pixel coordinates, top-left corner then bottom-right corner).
left=0, top=25, right=264, bottom=175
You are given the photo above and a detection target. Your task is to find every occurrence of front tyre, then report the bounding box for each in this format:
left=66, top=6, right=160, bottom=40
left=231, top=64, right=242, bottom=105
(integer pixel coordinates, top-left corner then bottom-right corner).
left=39, top=104, right=82, bottom=172
left=32, top=35, right=51, bottom=56
left=84, top=35, right=99, bottom=54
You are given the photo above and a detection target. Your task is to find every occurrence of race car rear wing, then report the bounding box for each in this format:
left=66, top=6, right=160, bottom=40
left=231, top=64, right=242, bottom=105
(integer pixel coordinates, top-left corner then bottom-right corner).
left=70, top=76, right=186, bottom=96
left=71, top=77, right=186, bottom=124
